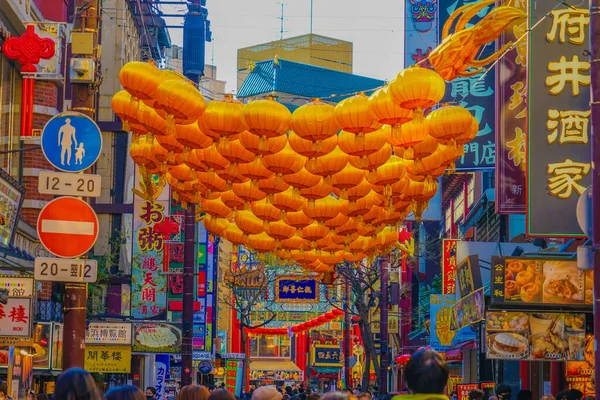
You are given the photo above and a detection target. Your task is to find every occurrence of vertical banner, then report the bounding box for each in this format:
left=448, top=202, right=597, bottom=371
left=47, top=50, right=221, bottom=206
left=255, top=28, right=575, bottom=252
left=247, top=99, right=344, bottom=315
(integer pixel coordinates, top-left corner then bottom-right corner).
left=527, top=2, right=590, bottom=236
left=496, top=0, right=528, bottom=213
left=404, top=0, right=439, bottom=69
left=131, top=167, right=169, bottom=320
left=155, top=355, right=170, bottom=400
left=438, top=0, right=496, bottom=170
left=442, top=239, right=458, bottom=294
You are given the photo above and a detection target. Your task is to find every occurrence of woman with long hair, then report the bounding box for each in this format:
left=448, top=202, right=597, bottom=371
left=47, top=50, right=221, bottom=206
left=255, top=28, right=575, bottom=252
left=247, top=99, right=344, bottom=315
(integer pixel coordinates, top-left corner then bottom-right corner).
left=177, top=385, right=210, bottom=400
left=54, top=368, right=103, bottom=400
left=104, top=386, right=145, bottom=400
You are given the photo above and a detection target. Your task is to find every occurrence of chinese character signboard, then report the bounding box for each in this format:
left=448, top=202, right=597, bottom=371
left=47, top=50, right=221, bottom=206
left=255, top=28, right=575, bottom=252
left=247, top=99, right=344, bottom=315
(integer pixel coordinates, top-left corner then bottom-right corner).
left=85, top=322, right=132, bottom=345
left=485, top=311, right=586, bottom=361
left=84, top=345, right=131, bottom=373
left=491, top=257, right=593, bottom=307
left=132, top=322, right=182, bottom=353
left=450, top=288, right=484, bottom=330
left=527, top=1, right=590, bottom=236
left=496, top=0, right=528, bottom=213
left=438, top=0, right=496, bottom=170
left=312, top=344, right=342, bottom=367
left=132, top=166, right=169, bottom=319
left=225, top=360, right=243, bottom=395
left=0, top=298, right=31, bottom=337
left=565, top=334, right=594, bottom=396
left=457, top=384, right=480, bottom=400
left=429, top=294, right=475, bottom=351
left=442, top=239, right=458, bottom=294
left=456, top=255, right=482, bottom=299
left=0, top=277, right=34, bottom=298
left=404, top=0, right=438, bottom=69
left=275, top=278, right=318, bottom=303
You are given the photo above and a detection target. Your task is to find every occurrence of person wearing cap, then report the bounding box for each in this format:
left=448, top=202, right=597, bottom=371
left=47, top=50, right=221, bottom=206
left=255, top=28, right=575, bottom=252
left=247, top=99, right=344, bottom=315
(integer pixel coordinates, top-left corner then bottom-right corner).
left=390, top=348, right=449, bottom=400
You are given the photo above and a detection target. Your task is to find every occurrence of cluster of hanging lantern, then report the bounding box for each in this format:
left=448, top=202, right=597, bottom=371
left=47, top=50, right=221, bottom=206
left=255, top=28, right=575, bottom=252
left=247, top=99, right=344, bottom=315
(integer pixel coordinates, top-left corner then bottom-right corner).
left=112, top=61, right=479, bottom=272
left=244, top=308, right=345, bottom=336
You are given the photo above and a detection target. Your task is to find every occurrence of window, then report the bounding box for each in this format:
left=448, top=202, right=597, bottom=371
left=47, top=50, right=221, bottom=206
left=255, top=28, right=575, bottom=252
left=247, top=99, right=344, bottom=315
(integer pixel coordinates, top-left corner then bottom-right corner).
left=445, top=208, right=452, bottom=233
left=468, top=175, right=475, bottom=207
left=249, top=334, right=291, bottom=358
left=454, top=191, right=465, bottom=223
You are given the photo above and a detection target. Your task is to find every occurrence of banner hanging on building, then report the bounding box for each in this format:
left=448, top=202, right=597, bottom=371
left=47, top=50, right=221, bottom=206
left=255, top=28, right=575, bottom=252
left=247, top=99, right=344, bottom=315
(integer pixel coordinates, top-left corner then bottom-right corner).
left=527, top=1, right=590, bottom=236
left=131, top=166, right=168, bottom=319
left=429, top=294, right=475, bottom=351
left=496, top=0, right=528, bottom=214
left=442, top=239, right=458, bottom=294
left=438, top=0, right=496, bottom=171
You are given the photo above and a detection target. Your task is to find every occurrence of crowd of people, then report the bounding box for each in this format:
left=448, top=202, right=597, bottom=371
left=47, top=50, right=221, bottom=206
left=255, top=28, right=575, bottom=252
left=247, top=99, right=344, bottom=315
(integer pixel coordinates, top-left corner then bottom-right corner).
left=7, top=349, right=591, bottom=400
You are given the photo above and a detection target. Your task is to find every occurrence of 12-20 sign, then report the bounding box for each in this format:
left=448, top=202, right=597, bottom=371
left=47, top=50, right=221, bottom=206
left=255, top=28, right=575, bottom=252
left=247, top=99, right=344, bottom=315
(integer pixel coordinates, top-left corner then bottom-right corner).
left=38, top=170, right=101, bottom=198
left=34, top=257, right=98, bottom=283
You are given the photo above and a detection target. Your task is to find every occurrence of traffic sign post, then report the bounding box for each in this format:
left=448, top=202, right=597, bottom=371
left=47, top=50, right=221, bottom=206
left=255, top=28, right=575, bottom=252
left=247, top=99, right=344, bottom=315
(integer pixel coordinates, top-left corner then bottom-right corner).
left=41, top=112, right=102, bottom=173
left=37, top=197, right=99, bottom=258
left=38, top=170, right=101, bottom=198
left=34, top=257, right=97, bottom=283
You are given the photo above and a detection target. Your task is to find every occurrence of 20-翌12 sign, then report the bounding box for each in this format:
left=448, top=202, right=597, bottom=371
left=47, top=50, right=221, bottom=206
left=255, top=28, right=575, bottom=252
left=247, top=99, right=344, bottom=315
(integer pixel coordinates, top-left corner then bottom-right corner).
left=37, top=196, right=99, bottom=258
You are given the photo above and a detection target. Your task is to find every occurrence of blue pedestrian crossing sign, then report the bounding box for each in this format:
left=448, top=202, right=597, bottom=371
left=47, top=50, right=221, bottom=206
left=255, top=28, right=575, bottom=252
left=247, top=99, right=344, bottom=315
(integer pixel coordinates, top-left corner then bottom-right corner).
left=41, top=112, right=103, bottom=172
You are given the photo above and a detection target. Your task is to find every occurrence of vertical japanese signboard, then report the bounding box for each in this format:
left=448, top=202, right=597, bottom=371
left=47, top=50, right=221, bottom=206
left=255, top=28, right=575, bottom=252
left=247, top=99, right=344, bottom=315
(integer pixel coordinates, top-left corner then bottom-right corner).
left=132, top=167, right=168, bottom=319
left=442, top=239, right=458, bottom=294
left=404, top=0, right=438, bottom=69
left=527, top=2, right=590, bottom=237
left=496, top=0, right=528, bottom=213
left=438, top=0, right=496, bottom=170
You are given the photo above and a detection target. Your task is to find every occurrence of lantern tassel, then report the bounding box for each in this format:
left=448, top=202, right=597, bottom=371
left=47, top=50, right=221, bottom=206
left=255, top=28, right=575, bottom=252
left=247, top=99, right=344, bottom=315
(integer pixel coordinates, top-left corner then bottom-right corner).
left=391, top=124, right=402, bottom=142
left=313, top=140, right=323, bottom=153
left=263, top=221, right=270, bottom=231
left=259, top=136, right=269, bottom=152
left=340, top=188, right=348, bottom=200
left=413, top=107, right=424, bottom=122
left=219, top=136, right=230, bottom=150
left=356, top=133, right=365, bottom=145
left=166, top=114, right=176, bottom=137
left=404, top=147, right=414, bottom=160
left=349, top=200, right=357, bottom=212
left=292, top=187, right=301, bottom=199
left=307, top=158, right=317, bottom=171
left=368, top=170, right=377, bottom=182
left=324, top=175, right=333, bottom=186
left=360, top=156, right=368, bottom=169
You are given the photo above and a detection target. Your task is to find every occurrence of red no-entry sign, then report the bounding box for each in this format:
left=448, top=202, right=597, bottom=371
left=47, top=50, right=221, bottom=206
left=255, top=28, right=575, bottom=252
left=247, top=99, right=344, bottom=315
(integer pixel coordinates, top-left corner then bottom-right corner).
left=37, top=196, right=99, bottom=258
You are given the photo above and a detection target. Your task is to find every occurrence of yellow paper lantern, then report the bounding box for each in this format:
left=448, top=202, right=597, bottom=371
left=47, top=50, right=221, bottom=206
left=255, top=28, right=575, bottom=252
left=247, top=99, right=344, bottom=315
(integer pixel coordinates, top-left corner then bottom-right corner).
left=221, top=191, right=246, bottom=211
left=242, top=97, right=291, bottom=151
left=388, top=66, right=445, bottom=113
left=324, top=213, right=350, bottom=229
left=283, top=169, right=321, bottom=194
left=223, top=225, right=247, bottom=245
left=388, top=119, right=430, bottom=159
left=288, top=130, right=337, bottom=169
left=303, top=195, right=343, bottom=224
left=202, top=216, right=228, bottom=236
left=283, top=210, right=315, bottom=230
left=201, top=94, right=245, bottom=145
left=201, top=198, right=232, bottom=219
left=330, top=164, right=365, bottom=200
left=428, top=106, right=474, bottom=144
left=235, top=210, right=265, bottom=235
left=455, top=116, right=479, bottom=145
left=367, top=87, right=413, bottom=137
left=300, top=178, right=334, bottom=202
left=272, top=188, right=306, bottom=214
left=247, top=232, right=276, bottom=253
left=337, top=127, right=388, bottom=158
left=239, top=130, right=287, bottom=156
left=304, top=146, right=348, bottom=184
left=238, top=159, right=275, bottom=182
left=119, top=61, right=163, bottom=102
left=155, top=80, right=206, bottom=135
left=265, top=220, right=296, bottom=241
left=233, top=180, right=268, bottom=204
left=334, top=93, right=382, bottom=135
left=129, top=136, right=155, bottom=166
left=175, top=123, right=213, bottom=150
left=348, top=145, right=392, bottom=179
left=290, top=99, right=341, bottom=143
left=261, top=143, right=306, bottom=176
left=251, top=199, right=282, bottom=229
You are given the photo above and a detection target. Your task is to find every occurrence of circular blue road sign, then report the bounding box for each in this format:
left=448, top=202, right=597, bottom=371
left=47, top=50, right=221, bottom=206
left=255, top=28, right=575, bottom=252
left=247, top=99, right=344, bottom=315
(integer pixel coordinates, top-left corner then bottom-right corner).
left=41, top=112, right=103, bottom=172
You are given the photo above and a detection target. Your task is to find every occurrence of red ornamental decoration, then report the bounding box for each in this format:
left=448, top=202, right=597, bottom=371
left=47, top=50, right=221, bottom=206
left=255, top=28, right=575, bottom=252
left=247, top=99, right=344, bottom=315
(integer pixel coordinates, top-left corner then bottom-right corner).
left=1, top=25, right=56, bottom=137
left=245, top=308, right=345, bottom=335
left=154, top=217, right=180, bottom=239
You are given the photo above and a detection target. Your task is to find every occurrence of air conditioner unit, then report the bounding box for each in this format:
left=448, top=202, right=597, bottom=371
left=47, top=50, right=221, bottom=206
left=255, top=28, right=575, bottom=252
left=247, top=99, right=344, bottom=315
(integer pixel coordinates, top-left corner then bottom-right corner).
left=69, top=58, right=95, bottom=83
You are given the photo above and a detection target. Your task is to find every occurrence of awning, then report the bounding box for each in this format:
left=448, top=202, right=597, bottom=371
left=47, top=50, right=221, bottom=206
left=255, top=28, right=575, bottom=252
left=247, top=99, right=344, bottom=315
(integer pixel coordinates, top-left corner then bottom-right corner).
left=445, top=340, right=477, bottom=362
left=249, top=360, right=301, bottom=372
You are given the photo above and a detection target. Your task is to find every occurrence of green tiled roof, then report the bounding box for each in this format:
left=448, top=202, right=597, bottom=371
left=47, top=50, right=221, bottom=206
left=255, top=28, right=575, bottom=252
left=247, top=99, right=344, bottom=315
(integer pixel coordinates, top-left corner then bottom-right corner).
left=238, top=59, right=385, bottom=102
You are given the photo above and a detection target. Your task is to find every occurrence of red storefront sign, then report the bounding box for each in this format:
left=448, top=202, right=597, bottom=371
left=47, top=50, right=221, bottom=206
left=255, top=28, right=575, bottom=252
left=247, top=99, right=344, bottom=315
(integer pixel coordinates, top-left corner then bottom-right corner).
left=457, top=384, right=480, bottom=400
left=442, top=239, right=458, bottom=294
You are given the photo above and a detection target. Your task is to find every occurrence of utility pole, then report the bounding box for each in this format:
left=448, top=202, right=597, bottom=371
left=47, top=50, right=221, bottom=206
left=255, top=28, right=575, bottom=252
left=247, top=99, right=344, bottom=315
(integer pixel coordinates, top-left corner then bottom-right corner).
left=379, top=258, right=389, bottom=394
left=589, top=0, right=600, bottom=396
left=180, top=0, right=207, bottom=387
left=62, top=0, right=100, bottom=370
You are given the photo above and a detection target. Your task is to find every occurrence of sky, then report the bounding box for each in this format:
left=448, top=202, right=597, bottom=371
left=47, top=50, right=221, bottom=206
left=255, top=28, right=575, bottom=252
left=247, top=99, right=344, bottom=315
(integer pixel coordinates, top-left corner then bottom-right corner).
left=160, top=0, right=406, bottom=92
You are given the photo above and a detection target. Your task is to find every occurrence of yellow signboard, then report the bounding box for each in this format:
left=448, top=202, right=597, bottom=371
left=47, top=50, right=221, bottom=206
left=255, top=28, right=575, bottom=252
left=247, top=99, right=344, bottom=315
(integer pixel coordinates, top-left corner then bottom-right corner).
left=84, top=345, right=131, bottom=373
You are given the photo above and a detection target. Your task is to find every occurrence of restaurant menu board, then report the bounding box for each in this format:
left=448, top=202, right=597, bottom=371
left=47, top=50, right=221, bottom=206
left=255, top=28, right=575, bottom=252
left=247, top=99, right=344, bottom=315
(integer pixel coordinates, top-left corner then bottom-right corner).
left=485, top=312, right=586, bottom=361
left=132, top=323, right=182, bottom=354
left=566, top=334, right=595, bottom=397
left=491, top=257, right=593, bottom=307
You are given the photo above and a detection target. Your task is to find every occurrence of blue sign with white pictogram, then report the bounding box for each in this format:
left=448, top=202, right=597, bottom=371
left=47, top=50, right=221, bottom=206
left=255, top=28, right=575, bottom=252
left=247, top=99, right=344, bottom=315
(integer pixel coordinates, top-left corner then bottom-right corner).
left=41, top=112, right=102, bottom=172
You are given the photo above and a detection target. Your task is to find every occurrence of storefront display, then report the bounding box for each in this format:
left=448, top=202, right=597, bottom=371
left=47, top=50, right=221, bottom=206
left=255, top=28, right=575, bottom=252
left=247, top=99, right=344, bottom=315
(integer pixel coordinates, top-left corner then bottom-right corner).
left=451, top=288, right=484, bottom=330
left=485, top=312, right=586, bottom=361
left=491, top=257, right=593, bottom=307
left=565, top=334, right=594, bottom=396
left=132, top=322, right=182, bottom=353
